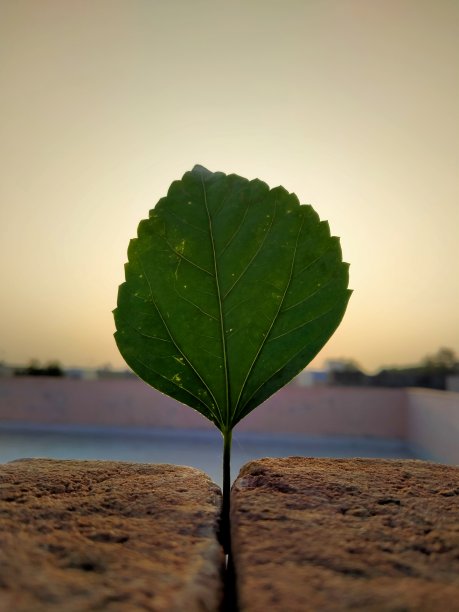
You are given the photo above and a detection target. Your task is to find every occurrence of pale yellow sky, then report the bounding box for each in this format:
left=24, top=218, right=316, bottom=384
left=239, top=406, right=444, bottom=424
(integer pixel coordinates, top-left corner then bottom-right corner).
left=0, top=0, right=458, bottom=372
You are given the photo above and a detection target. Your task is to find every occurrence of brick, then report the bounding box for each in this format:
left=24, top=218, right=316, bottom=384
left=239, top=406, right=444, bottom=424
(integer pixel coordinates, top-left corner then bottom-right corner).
left=231, top=457, right=459, bottom=611
left=0, top=459, right=224, bottom=611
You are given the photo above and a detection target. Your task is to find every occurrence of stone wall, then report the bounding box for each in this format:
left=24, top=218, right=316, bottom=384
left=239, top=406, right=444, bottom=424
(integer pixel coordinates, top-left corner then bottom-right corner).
left=0, top=459, right=223, bottom=611
left=2, top=457, right=459, bottom=611
left=231, top=457, right=459, bottom=611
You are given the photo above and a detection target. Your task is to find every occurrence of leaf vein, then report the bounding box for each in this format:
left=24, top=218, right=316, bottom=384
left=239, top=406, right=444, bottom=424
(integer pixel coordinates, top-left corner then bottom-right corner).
left=122, top=319, right=172, bottom=344
left=225, top=297, right=252, bottom=316
left=267, top=304, right=338, bottom=342
left=280, top=276, right=338, bottom=313
left=202, top=176, right=229, bottom=428
left=161, top=236, right=214, bottom=276
left=136, top=254, right=220, bottom=418
left=236, top=318, right=338, bottom=422
left=223, top=200, right=277, bottom=300
left=292, top=246, right=335, bottom=280
left=232, top=207, right=304, bottom=420
left=127, top=354, right=218, bottom=421
left=162, top=208, right=206, bottom=234
left=174, top=286, right=218, bottom=320
left=218, top=198, right=250, bottom=256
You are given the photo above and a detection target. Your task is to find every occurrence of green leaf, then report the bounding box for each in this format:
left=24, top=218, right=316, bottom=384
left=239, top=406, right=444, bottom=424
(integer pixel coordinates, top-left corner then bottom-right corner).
left=114, top=166, right=351, bottom=432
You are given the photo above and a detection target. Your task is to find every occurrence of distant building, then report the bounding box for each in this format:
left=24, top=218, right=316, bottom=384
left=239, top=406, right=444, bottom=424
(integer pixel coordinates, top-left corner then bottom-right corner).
left=64, top=368, right=99, bottom=380
left=96, top=367, right=136, bottom=380
left=64, top=367, right=136, bottom=380
left=295, top=370, right=328, bottom=387
left=0, top=363, right=13, bottom=378
left=325, top=360, right=352, bottom=373
left=446, top=376, right=459, bottom=393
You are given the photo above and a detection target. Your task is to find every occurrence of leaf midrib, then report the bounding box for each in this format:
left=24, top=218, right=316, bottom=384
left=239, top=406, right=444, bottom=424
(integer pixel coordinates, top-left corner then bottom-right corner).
left=201, top=176, right=230, bottom=430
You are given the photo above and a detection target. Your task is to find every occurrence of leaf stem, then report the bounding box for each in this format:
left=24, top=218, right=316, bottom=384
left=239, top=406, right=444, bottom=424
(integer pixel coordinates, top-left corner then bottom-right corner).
left=221, top=428, right=232, bottom=555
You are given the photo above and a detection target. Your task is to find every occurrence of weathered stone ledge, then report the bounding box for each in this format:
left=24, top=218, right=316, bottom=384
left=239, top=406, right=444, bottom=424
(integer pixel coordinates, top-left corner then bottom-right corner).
left=2, top=458, right=459, bottom=611
left=231, top=457, right=459, bottom=611
left=0, top=459, right=223, bottom=611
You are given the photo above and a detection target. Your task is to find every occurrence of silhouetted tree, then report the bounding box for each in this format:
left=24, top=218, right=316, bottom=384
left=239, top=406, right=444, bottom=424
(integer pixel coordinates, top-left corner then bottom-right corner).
left=421, top=348, right=458, bottom=373
left=327, top=358, right=367, bottom=386
left=15, top=359, right=63, bottom=377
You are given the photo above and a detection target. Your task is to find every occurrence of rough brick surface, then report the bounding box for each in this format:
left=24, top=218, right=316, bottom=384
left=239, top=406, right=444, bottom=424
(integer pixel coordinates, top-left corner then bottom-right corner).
left=0, top=459, right=223, bottom=611
left=231, top=457, right=459, bottom=612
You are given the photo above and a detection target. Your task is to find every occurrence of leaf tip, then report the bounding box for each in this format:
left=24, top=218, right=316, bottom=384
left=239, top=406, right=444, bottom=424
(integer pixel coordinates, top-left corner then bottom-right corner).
left=191, top=164, right=212, bottom=177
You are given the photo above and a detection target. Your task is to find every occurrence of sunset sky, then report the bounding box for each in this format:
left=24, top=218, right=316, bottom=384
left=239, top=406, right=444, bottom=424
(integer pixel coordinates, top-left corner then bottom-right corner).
left=1, top=0, right=458, bottom=373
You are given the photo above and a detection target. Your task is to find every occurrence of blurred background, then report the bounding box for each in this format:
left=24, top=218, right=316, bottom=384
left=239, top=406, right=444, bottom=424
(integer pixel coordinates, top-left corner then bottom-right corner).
left=1, top=0, right=458, bottom=484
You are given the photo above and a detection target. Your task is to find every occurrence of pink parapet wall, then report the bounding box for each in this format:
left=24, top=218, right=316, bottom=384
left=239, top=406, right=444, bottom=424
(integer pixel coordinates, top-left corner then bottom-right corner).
left=0, top=378, right=211, bottom=431
left=0, top=378, right=458, bottom=464
left=0, top=378, right=406, bottom=438
left=240, top=385, right=408, bottom=438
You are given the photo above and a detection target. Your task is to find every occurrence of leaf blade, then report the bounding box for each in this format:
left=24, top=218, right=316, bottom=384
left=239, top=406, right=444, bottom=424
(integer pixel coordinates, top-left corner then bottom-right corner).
left=114, top=166, right=351, bottom=431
